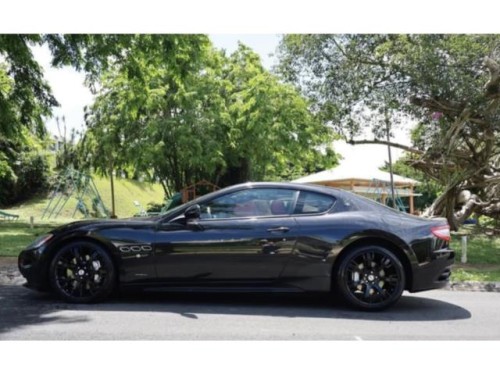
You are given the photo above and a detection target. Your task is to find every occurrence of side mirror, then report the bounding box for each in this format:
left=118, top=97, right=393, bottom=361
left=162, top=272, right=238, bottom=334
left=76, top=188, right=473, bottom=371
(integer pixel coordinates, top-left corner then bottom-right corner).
left=184, top=204, right=201, bottom=220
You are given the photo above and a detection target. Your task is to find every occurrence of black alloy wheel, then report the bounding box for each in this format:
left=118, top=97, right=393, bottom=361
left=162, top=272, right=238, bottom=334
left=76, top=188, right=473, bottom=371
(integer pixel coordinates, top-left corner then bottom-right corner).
left=336, top=245, right=405, bottom=311
left=49, top=241, right=116, bottom=303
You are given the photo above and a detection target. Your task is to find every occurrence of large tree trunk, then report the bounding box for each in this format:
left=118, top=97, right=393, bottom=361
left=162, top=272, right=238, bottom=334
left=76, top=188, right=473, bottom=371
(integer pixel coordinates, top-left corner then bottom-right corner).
left=422, top=185, right=462, bottom=231
left=217, top=158, right=252, bottom=187
left=422, top=186, right=498, bottom=230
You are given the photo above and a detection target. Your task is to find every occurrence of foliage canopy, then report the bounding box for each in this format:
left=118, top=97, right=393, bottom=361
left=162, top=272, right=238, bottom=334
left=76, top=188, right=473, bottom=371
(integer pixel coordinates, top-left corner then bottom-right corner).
left=82, top=39, right=338, bottom=193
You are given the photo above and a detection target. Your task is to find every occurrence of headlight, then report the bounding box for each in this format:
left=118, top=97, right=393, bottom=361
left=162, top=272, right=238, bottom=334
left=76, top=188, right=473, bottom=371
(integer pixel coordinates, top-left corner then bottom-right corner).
left=27, top=233, right=54, bottom=249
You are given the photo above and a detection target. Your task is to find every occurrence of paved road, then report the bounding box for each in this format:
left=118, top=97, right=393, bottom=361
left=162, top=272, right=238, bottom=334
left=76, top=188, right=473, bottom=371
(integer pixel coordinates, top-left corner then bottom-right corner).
left=1, top=286, right=500, bottom=340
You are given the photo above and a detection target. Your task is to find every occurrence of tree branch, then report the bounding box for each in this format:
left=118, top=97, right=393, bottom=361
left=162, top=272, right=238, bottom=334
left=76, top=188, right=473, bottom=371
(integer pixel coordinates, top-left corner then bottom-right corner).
left=348, top=139, right=424, bottom=154
left=331, top=38, right=387, bottom=67
left=410, top=96, right=465, bottom=115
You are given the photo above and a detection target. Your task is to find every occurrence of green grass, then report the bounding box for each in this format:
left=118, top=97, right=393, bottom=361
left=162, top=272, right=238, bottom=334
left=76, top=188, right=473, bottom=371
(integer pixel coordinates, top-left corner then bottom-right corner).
left=451, top=267, right=500, bottom=282
left=450, top=229, right=500, bottom=265
left=0, top=222, right=58, bottom=257
left=450, top=226, right=500, bottom=282
left=0, top=175, right=165, bottom=221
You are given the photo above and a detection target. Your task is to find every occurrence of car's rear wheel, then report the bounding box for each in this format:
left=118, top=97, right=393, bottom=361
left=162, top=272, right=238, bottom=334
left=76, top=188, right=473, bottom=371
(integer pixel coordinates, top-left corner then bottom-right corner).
left=49, top=241, right=116, bottom=303
left=335, top=245, right=405, bottom=311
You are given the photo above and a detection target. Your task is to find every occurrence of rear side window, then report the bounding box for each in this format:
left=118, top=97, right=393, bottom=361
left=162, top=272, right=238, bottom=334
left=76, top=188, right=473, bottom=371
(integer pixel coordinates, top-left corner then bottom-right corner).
left=294, top=191, right=335, bottom=215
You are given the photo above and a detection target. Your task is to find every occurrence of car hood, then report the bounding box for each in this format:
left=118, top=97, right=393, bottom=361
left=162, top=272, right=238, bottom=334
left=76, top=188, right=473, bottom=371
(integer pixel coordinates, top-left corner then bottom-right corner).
left=50, top=216, right=160, bottom=235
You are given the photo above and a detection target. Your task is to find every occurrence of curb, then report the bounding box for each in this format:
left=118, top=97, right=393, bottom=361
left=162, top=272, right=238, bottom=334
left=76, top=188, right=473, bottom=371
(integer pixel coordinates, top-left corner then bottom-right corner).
left=446, top=282, right=500, bottom=293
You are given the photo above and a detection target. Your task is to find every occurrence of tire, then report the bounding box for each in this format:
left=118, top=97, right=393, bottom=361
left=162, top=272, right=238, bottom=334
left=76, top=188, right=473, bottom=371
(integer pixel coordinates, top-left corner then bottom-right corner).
left=49, top=241, right=116, bottom=303
left=335, top=245, right=405, bottom=311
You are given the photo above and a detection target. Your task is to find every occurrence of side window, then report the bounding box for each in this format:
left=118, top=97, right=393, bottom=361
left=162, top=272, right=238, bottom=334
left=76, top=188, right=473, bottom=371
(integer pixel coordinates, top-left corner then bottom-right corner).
left=199, top=188, right=298, bottom=220
left=294, top=191, right=336, bottom=215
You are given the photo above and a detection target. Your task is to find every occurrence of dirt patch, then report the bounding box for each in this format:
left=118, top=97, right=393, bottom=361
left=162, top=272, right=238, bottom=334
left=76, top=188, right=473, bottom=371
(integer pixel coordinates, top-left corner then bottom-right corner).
left=0, top=257, right=17, bottom=266
left=0, top=258, right=24, bottom=285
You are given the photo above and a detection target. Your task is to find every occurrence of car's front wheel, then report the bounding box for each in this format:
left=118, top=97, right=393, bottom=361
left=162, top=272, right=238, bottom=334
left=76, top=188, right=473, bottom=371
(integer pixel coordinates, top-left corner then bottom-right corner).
left=335, top=245, right=405, bottom=311
left=49, top=241, right=116, bottom=303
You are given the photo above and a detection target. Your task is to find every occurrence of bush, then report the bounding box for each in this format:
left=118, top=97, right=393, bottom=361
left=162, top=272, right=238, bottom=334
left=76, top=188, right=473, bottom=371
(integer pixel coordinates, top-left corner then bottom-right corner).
left=0, top=149, right=51, bottom=207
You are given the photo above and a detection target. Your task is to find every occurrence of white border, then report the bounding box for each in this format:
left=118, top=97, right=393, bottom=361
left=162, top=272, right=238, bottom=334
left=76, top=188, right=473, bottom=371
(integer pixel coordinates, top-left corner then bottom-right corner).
left=2, top=0, right=500, bottom=33
left=1, top=341, right=499, bottom=375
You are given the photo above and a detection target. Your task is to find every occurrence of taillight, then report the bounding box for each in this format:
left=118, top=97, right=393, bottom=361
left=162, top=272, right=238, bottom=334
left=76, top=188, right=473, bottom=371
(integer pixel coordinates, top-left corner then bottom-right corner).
left=431, top=225, right=451, bottom=241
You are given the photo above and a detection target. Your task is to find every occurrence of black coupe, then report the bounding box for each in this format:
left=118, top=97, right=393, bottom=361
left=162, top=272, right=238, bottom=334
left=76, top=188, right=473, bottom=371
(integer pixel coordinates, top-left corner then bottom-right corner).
left=18, top=182, right=454, bottom=310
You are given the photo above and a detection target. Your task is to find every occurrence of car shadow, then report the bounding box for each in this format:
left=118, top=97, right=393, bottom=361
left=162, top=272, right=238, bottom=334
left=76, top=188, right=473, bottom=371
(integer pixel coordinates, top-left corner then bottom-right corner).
left=0, top=285, right=471, bottom=336
left=107, top=290, right=472, bottom=322
left=0, top=286, right=90, bottom=336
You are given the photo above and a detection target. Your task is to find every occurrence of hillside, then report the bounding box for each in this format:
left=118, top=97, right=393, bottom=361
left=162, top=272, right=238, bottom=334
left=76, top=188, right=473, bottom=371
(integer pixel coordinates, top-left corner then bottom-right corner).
left=1, top=175, right=165, bottom=223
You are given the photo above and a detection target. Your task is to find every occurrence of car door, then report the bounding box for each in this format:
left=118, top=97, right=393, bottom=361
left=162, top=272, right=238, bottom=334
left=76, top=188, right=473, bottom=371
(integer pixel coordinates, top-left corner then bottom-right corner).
left=279, top=190, right=341, bottom=286
left=154, top=187, right=299, bottom=284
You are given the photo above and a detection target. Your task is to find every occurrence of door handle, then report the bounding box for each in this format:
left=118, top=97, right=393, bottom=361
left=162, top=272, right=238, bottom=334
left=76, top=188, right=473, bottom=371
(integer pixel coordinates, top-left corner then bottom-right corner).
left=267, top=226, right=290, bottom=233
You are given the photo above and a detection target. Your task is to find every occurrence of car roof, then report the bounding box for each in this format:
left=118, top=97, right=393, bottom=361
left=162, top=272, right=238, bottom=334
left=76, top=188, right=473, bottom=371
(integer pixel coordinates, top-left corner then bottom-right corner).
left=227, top=181, right=342, bottom=195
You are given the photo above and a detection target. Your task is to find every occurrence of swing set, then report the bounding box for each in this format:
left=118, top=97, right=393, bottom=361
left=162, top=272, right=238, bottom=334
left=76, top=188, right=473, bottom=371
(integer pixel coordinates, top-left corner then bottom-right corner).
left=42, top=168, right=109, bottom=220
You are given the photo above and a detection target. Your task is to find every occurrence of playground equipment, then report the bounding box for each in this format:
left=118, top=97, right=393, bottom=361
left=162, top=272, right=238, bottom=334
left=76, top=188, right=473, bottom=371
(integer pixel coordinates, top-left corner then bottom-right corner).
left=367, top=178, right=407, bottom=212
left=0, top=209, right=19, bottom=220
left=42, top=169, right=109, bottom=220
left=133, top=200, right=147, bottom=217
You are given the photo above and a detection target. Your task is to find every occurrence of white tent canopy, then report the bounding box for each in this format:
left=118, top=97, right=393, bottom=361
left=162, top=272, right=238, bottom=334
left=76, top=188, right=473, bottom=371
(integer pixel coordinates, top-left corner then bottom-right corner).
left=292, top=162, right=420, bottom=213
left=293, top=164, right=419, bottom=186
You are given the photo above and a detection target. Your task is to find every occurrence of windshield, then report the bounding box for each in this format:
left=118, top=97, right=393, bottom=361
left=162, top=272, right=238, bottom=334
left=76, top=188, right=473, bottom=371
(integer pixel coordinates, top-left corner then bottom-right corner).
left=157, top=188, right=228, bottom=220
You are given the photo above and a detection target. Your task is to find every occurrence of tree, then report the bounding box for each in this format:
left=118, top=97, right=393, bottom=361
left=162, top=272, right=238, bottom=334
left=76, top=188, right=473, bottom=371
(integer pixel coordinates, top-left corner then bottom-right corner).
left=278, top=34, right=500, bottom=230
left=80, top=34, right=216, bottom=195
left=0, top=35, right=57, bottom=139
left=215, top=44, right=337, bottom=186
left=0, top=58, right=52, bottom=206
left=82, top=41, right=338, bottom=194
left=0, top=128, right=51, bottom=206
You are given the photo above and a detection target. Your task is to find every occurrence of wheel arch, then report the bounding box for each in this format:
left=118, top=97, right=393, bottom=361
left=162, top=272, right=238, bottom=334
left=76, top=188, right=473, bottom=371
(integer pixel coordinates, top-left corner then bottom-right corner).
left=42, top=234, right=121, bottom=286
left=332, top=235, right=414, bottom=291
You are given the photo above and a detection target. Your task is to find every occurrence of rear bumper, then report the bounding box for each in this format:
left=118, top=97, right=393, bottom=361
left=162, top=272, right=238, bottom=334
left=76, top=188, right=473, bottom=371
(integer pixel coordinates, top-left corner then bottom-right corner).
left=410, top=248, right=455, bottom=293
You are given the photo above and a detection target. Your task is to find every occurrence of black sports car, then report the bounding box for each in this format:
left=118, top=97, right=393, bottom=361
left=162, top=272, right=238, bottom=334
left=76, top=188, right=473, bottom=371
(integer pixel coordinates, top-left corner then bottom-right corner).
left=18, top=182, right=454, bottom=310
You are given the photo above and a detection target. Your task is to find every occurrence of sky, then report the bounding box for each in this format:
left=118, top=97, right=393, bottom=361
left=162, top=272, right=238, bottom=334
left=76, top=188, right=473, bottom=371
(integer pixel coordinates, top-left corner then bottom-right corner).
left=32, top=33, right=407, bottom=173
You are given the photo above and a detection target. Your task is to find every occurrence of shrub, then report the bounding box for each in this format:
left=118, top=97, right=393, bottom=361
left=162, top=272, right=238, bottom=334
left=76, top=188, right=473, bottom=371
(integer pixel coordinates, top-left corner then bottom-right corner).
left=0, top=148, right=51, bottom=207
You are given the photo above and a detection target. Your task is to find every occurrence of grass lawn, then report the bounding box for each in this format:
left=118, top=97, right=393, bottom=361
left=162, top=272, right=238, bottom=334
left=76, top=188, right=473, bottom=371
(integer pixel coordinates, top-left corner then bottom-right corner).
left=0, top=175, right=165, bottom=221
left=450, top=225, right=500, bottom=282
left=0, top=222, right=59, bottom=257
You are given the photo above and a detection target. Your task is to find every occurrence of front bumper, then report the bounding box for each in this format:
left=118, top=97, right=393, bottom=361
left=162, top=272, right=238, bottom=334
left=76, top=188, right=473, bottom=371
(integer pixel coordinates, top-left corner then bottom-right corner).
left=18, top=247, right=49, bottom=291
left=410, top=247, right=455, bottom=292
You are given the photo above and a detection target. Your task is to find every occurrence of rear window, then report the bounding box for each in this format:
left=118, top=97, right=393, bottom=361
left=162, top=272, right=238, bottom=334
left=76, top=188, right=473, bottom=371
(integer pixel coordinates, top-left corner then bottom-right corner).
left=294, top=191, right=336, bottom=215
left=337, top=189, right=407, bottom=215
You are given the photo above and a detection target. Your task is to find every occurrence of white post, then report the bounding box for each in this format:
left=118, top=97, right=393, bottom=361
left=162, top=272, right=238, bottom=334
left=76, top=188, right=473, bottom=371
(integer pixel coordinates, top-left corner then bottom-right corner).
left=461, top=236, right=467, bottom=263
left=30, top=216, right=34, bottom=229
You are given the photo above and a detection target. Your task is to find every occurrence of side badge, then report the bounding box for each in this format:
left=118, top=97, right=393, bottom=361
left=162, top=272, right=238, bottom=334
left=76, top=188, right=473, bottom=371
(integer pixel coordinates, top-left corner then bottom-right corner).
left=119, top=245, right=153, bottom=253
